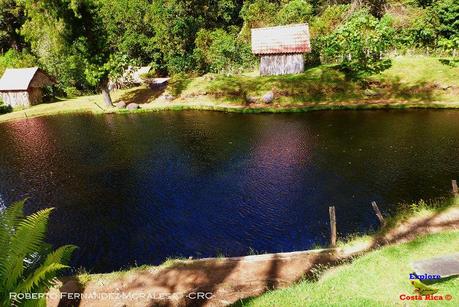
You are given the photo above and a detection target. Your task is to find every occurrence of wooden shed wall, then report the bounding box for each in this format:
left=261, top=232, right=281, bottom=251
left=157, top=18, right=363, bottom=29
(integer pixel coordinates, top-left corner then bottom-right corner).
left=1, top=91, right=30, bottom=108
left=28, top=87, right=43, bottom=105
left=259, top=54, right=304, bottom=76
left=30, top=71, right=55, bottom=88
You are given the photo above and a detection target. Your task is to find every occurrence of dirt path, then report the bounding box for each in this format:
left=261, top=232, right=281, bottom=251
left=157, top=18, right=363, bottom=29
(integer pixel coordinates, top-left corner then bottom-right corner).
left=48, top=205, right=459, bottom=307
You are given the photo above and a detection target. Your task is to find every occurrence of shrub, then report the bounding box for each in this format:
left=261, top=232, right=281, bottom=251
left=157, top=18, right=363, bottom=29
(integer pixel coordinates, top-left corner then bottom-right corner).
left=140, top=69, right=158, bottom=80
left=0, top=200, right=77, bottom=306
left=239, top=0, right=279, bottom=40
left=434, top=0, right=459, bottom=50
left=0, top=49, right=37, bottom=76
left=63, top=86, right=83, bottom=98
left=0, top=104, right=12, bottom=114
left=276, top=0, right=313, bottom=25
left=309, top=5, right=349, bottom=66
left=194, top=28, right=256, bottom=74
left=321, top=9, right=395, bottom=77
left=167, top=72, right=191, bottom=97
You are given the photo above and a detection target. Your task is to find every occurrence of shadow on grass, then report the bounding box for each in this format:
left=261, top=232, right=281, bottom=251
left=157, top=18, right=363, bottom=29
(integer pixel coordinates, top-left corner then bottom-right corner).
left=116, top=85, right=166, bottom=105
left=371, top=197, right=458, bottom=248
left=205, top=66, right=439, bottom=104
left=422, top=275, right=458, bottom=286
left=438, top=58, right=459, bottom=67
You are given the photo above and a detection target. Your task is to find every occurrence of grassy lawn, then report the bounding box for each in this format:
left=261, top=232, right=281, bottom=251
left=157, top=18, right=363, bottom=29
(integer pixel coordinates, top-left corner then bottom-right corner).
left=238, top=230, right=459, bottom=307
left=0, top=92, right=110, bottom=123
left=180, top=55, right=459, bottom=105
left=378, top=56, right=459, bottom=86
left=0, top=87, right=138, bottom=123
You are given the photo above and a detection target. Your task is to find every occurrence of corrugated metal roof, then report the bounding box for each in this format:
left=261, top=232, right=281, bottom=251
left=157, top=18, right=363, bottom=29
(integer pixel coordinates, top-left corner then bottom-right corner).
left=0, top=67, right=40, bottom=91
left=251, top=24, right=311, bottom=55
left=132, top=66, right=152, bottom=83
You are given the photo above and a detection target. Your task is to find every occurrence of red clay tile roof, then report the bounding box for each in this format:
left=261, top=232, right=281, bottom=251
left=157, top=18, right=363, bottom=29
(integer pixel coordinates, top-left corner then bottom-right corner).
left=251, top=24, right=311, bottom=55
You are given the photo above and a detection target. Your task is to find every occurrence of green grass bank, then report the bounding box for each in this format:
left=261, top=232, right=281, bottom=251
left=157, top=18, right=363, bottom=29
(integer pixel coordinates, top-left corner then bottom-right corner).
left=237, top=230, right=459, bottom=307
left=0, top=55, right=458, bottom=123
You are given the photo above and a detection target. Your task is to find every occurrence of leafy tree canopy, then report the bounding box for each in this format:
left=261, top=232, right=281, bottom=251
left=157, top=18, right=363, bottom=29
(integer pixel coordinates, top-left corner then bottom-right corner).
left=0, top=0, right=456, bottom=93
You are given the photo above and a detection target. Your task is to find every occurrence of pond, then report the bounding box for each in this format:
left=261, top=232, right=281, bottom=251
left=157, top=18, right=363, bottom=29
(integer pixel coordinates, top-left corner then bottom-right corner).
left=0, top=110, right=458, bottom=273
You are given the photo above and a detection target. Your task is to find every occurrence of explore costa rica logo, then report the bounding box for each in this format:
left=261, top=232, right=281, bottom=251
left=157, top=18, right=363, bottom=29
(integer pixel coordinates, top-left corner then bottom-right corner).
left=400, top=294, right=453, bottom=301
left=399, top=273, right=453, bottom=302
left=409, top=273, right=441, bottom=281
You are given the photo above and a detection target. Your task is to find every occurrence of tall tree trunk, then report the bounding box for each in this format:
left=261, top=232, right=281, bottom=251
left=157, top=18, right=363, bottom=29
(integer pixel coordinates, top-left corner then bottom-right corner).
left=100, top=79, right=113, bottom=107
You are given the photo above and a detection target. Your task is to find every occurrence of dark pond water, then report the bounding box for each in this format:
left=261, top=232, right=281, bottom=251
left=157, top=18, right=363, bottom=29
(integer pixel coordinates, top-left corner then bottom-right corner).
left=0, top=110, right=459, bottom=273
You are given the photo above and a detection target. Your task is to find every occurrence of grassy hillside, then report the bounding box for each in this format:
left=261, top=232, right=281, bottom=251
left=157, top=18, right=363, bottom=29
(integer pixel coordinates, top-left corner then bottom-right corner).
left=177, top=56, right=459, bottom=105
left=238, top=230, right=459, bottom=307
left=1, top=55, right=458, bottom=123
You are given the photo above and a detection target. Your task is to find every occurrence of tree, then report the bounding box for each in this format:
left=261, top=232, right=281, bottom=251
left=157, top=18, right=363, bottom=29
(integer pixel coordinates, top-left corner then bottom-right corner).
left=20, top=0, right=120, bottom=105
left=71, top=0, right=117, bottom=106
left=322, top=9, right=394, bottom=76
left=0, top=0, right=26, bottom=51
left=276, top=0, right=313, bottom=25
left=0, top=48, right=36, bottom=75
left=366, top=0, right=386, bottom=19
left=0, top=200, right=76, bottom=306
left=20, top=0, right=94, bottom=96
left=240, top=0, right=279, bottom=40
left=148, top=0, right=243, bottom=75
left=96, top=0, right=157, bottom=66
left=434, top=0, right=459, bottom=50
left=194, top=27, right=255, bottom=74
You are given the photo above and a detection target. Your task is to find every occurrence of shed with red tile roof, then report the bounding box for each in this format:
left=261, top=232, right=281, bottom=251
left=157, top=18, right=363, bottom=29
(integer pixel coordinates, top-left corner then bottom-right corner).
left=251, top=24, right=311, bottom=75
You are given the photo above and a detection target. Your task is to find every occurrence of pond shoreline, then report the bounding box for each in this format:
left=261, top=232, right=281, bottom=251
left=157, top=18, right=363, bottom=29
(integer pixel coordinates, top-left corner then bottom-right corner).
left=48, top=200, right=459, bottom=307
left=119, top=99, right=459, bottom=114
left=1, top=99, right=459, bottom=123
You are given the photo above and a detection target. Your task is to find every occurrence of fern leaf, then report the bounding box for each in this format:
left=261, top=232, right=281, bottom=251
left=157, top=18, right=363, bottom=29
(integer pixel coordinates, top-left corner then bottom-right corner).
left=16, top=262, right=69, bottom=294
left=0, top=199, right=28, bottom=291
left=0, top=208, right=54, bottom=291
left=0, top=199, right=27, bottom=261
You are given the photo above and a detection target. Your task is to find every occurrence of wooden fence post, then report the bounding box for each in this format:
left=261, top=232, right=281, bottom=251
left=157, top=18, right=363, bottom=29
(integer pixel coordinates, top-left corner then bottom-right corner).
left=329, top=206, right=336, bottom=248
left=371, top=201, right=386, bottom=227
left=452, top=180, right=458, bottom=196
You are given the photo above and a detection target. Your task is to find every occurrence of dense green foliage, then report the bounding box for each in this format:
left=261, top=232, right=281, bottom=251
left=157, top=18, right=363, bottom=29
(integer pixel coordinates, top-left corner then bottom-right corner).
left=321, top=9, right=394, bottom=76
left=0, top=200, right=76, bottom=306
left=0, top=0, right=457, bottom=95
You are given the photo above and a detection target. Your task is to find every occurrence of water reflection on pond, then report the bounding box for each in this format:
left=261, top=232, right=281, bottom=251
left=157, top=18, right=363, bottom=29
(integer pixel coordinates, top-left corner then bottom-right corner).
left=0, top=110, right=458, bottom=273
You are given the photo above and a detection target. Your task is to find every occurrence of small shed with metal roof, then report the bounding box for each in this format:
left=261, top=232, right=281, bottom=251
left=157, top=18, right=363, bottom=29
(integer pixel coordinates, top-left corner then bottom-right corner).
left=0, top=67, right=56, bottom=108
left=251, top=24, right=311, bottom=76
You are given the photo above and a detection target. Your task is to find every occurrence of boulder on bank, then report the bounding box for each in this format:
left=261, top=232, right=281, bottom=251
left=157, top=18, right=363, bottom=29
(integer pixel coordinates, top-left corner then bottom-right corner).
left=262, top=91, right=274, bottom=104
left=115, top=101, right=127, bottom=109
left=162, top=94, right=175, bottom=101
left=127, top=103, right=140, bottom=110
left=245, top=96, right=258, bottom=104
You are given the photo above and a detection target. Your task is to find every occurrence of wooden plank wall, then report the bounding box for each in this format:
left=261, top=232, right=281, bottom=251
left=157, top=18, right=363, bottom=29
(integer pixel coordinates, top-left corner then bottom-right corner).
left=260, top=53, right=304, bottom=76
left=1, top=91, right=31, bottom=108
left=28, top=87, right=43, bottom=105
